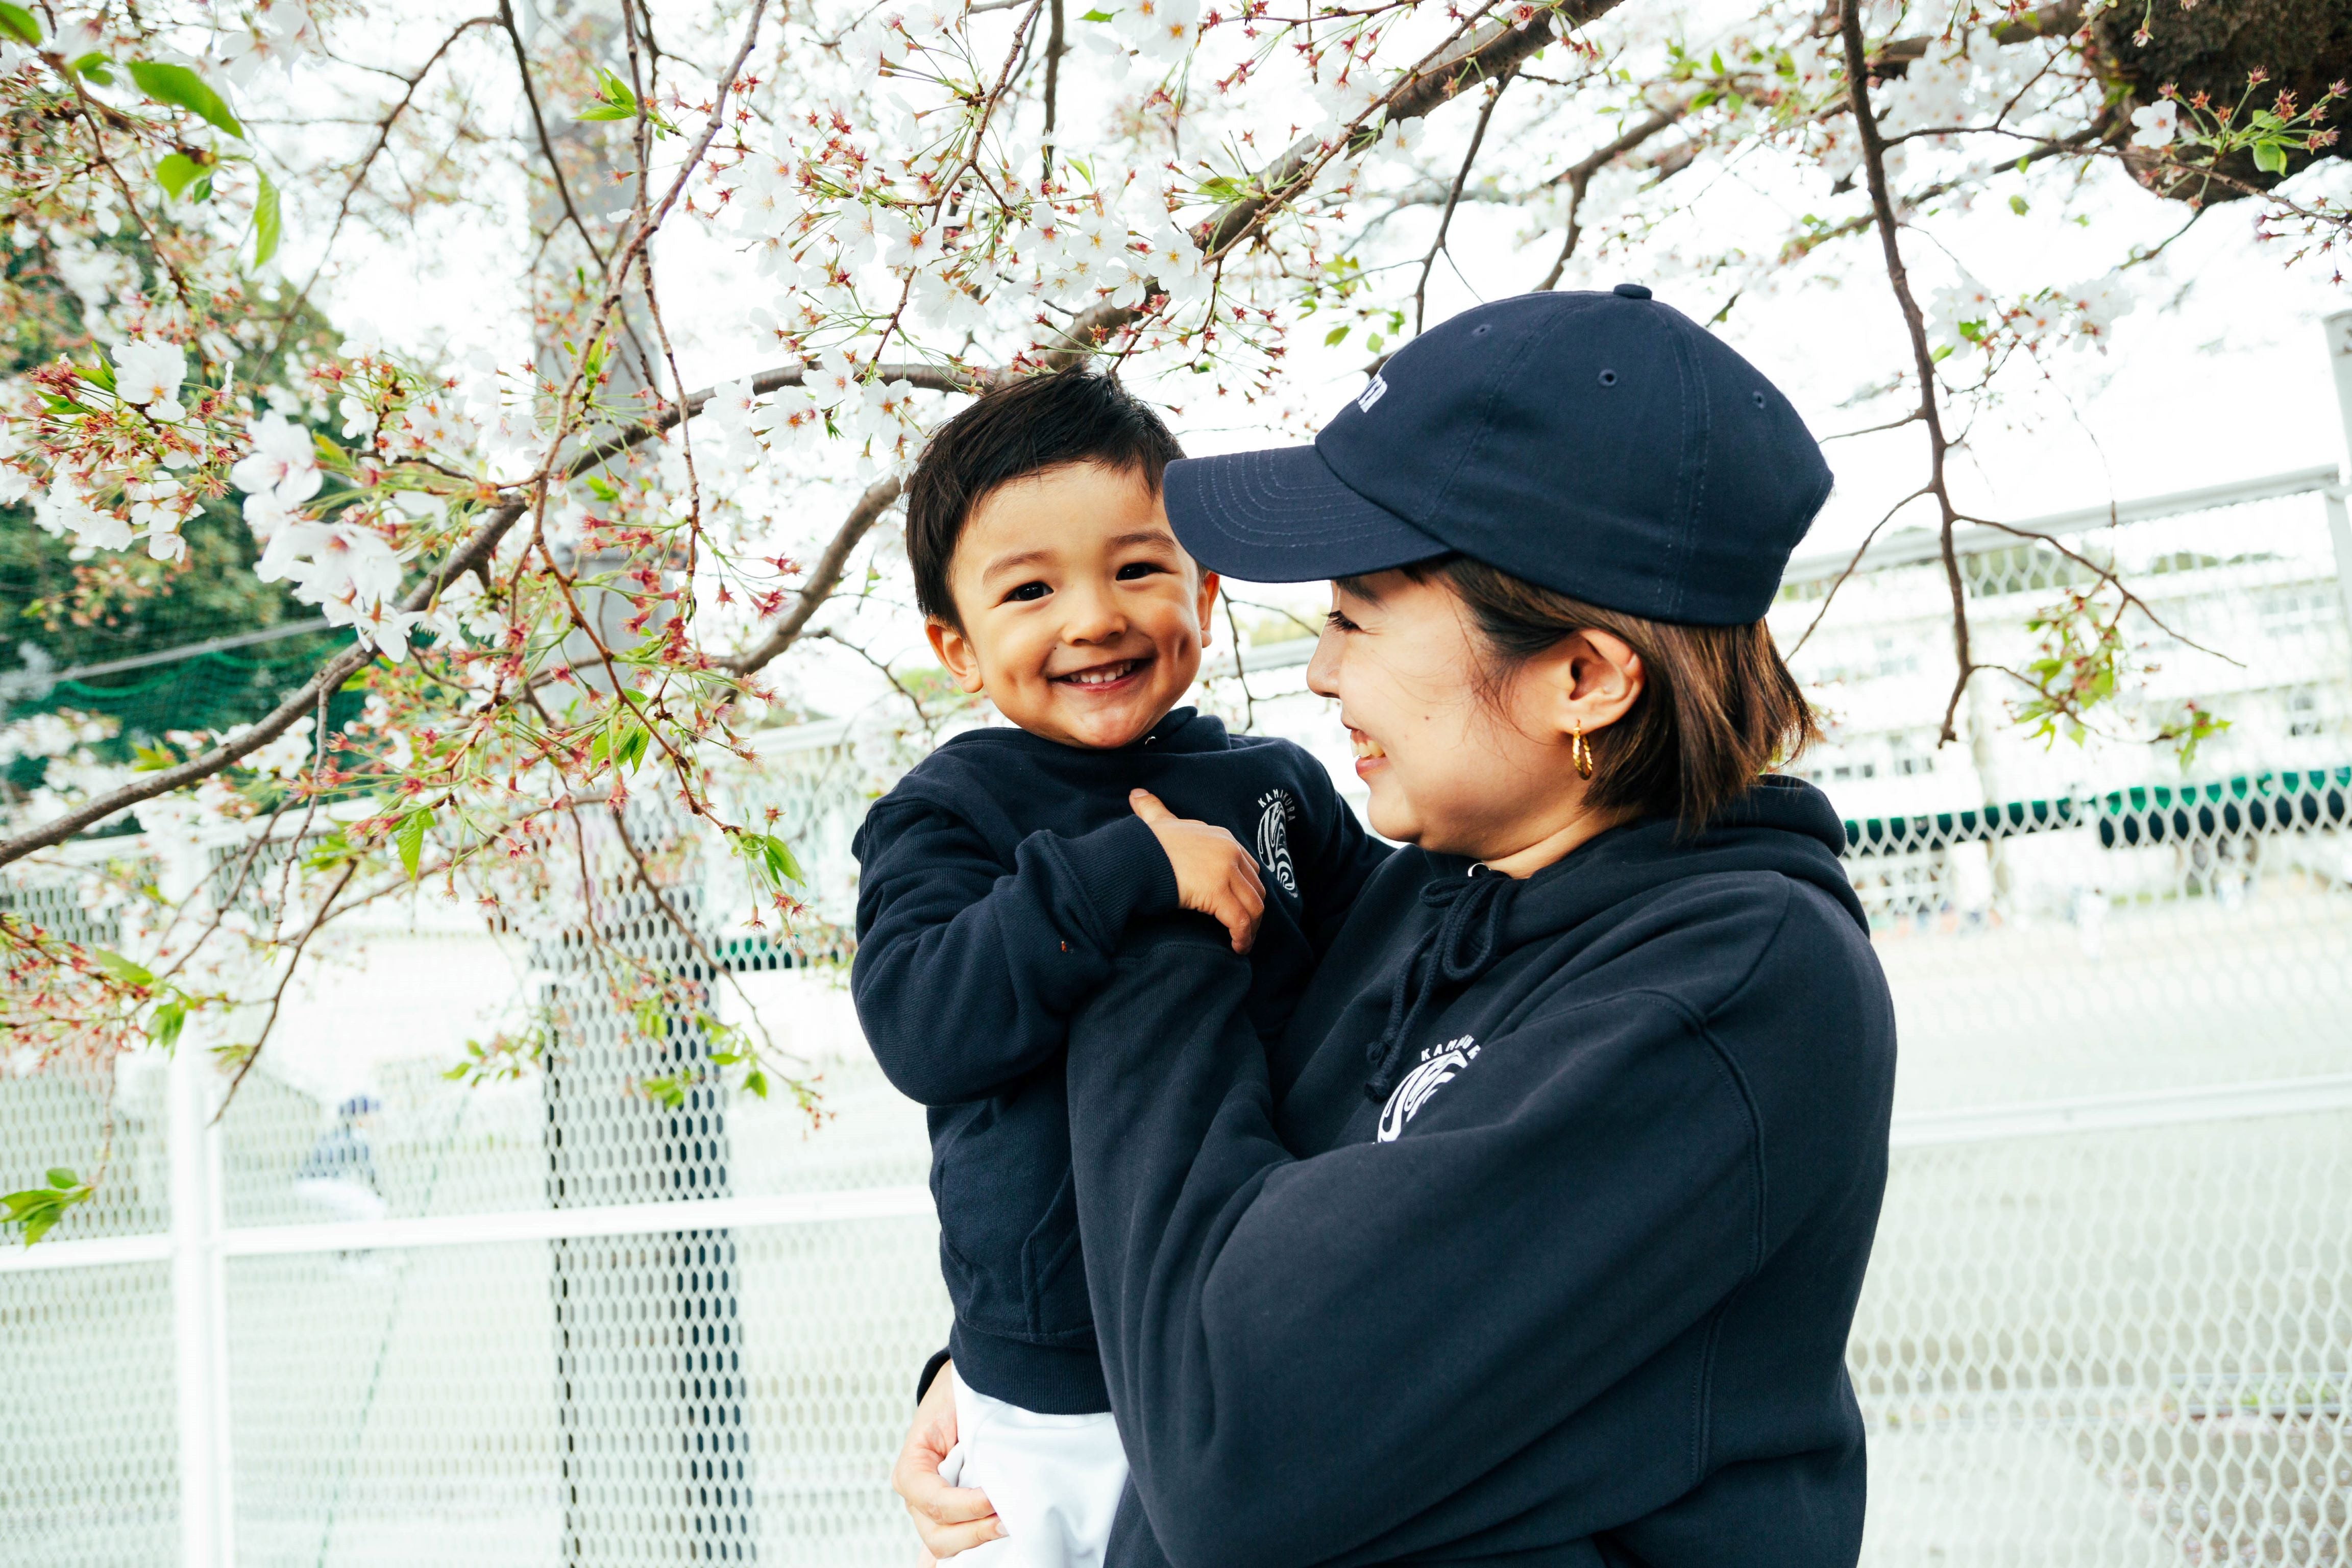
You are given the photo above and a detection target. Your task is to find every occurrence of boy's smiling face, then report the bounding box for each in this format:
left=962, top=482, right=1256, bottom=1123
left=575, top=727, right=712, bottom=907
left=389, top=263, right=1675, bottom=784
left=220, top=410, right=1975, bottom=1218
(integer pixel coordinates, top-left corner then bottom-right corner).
left=927, top=460, right=1218, bottom=750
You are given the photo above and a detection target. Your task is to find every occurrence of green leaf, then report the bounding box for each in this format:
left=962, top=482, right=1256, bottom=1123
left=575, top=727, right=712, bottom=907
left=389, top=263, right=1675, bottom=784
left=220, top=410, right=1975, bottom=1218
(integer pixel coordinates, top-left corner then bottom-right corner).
left=4, top=1182, right=88, bottom=1246
left=2252, top=139, right=2289, bottom=175
left=301, top=827, right=358, bottom=870
left=2008, top=194, right=2029, bottom=215
left=1366, top=333, right=1384, bottom=353
left=0, top=3, right=41, bottom=45
left=584, top=476, right=620, bottom=502
left=580, top=65, right=639, bottom=121
left=155, top=153, right=206, bottom=200
left=1323, top=324, right=1349, bottom=347
left=761, top=834, right=802, bottom=887
left=1689, top=87, right=1719, bottom=110
left=150, top=1000, right=186, bottom=1051
left=1708, top=49, right=1725, bottom=75
left=68, top=51, right=114, bottom=83
left=743, top=1069, right=768, bottom=1099
left=1930, top=343, right=1955, bottom=362
left=250, top=166, right=281, bottom=268
left=45, top=1169, right=77, bottom=1190
left=1081, top=8, right=1116, bottom=18
left=92, top=950, right=154, bottom=988
left=127, top=61, right=246, bottom=140
left=395, top=807, right=433, bottom=882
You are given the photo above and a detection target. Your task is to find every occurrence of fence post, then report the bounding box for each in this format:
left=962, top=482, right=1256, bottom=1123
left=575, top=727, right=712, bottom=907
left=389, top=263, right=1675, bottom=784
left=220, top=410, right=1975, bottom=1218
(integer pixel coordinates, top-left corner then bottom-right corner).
left=168, top=1032, right=233, bottom=1568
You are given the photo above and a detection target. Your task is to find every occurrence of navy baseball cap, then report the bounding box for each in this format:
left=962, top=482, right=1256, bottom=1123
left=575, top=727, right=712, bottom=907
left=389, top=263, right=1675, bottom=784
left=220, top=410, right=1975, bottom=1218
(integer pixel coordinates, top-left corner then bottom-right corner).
left=1163, top=287, right=1833, bottom=626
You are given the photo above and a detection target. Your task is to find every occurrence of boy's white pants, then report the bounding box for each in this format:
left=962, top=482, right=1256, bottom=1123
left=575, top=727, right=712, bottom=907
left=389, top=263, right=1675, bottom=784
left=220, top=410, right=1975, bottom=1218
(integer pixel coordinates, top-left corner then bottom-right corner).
left=938, top=1366, right=1128, bottom=1568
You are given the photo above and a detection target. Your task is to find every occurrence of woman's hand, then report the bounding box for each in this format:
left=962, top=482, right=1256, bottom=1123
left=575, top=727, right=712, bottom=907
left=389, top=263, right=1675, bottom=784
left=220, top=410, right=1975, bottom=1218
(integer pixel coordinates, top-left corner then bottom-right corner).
left=892, top=1360, right=1003, bottom=1561
left=1132, top=788, right=1265, bottom=953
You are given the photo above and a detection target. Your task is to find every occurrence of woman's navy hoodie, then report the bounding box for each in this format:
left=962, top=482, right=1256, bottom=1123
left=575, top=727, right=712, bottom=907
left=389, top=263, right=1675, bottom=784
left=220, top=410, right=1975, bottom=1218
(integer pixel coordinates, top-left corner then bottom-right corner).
left=852, top=707, right=1391, bottom=1412
left=1064, top=777, right=1897, bottom=1565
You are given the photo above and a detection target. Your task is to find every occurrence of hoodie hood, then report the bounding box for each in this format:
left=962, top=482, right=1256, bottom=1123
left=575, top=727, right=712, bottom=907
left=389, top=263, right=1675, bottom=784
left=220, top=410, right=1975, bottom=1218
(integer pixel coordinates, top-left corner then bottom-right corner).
left=1359, top=776, right=1860, bottom=1099
left=1504, top=775, right=1863, bottom=946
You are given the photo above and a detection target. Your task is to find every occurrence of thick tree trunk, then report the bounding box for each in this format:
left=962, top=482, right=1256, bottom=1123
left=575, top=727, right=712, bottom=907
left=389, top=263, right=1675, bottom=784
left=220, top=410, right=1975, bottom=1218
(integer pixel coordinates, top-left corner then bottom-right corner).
left=2092, top=0, right=2352, bottom=201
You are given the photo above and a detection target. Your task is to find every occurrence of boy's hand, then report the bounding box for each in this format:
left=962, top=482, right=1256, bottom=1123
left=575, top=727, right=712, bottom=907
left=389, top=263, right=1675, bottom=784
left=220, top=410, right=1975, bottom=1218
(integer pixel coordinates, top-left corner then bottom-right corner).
left=1131, top=789, right=1265, bottom=954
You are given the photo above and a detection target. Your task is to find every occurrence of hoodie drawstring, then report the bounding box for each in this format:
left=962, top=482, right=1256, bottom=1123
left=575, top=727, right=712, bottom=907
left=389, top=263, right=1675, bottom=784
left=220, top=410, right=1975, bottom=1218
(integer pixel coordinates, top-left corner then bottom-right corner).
left=1363, top=865, right=1517, bottom=1101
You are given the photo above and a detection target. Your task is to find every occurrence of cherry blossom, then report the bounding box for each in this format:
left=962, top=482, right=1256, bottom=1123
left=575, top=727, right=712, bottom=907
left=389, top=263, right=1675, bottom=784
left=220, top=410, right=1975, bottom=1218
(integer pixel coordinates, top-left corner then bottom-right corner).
left=2130, top=100, right=2180, bottom=150
left=33, top=477, right=132, bottom=552
left=124, top=479, right=194, bottom=561
left=228, top=412, right=325, bottom=509
left=110, top=339, right=187, bottom=421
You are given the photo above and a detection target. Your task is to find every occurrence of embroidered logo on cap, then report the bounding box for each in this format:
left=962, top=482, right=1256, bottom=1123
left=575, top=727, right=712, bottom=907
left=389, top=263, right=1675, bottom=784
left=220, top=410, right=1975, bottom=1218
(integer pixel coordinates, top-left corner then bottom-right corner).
left=1356, top=372, right=1389, bottom=414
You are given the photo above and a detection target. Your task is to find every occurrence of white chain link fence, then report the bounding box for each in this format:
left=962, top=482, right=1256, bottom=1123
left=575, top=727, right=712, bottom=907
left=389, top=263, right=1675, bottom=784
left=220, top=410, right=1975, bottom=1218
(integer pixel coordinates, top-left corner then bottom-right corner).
left=6, top=465, right=2351, bottom=1564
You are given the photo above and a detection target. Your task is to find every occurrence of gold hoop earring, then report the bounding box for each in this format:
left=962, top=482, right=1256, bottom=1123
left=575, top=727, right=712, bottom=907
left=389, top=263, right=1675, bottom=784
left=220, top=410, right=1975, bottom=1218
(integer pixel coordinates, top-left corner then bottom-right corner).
left=1571, top=720, right=1595, bottom=781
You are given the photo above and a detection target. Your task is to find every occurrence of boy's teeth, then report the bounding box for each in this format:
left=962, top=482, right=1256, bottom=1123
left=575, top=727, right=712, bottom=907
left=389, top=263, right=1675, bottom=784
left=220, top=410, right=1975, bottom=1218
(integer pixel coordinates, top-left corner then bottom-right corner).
left=1066, top=660, right=1137, bottom=685
left=1351, top=735, right=1386, bottom=759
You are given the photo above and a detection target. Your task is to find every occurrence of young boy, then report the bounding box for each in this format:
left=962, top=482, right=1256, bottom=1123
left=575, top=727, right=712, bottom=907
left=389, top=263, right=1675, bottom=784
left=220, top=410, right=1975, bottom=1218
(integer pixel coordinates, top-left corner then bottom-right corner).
left=851, top=368, right=1392, bottom=1565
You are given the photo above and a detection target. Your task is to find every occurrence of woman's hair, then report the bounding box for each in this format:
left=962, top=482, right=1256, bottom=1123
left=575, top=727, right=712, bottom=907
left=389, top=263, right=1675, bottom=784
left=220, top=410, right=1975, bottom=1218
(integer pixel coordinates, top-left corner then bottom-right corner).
left=1381, top=555, right=1819, bottom=834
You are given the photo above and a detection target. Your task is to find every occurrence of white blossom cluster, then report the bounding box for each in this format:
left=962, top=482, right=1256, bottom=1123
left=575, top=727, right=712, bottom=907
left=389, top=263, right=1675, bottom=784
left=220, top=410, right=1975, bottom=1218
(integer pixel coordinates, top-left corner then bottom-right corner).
left=7, top=338, right=205, bottom=561
left=1928, top=268, right=2137, bottom=357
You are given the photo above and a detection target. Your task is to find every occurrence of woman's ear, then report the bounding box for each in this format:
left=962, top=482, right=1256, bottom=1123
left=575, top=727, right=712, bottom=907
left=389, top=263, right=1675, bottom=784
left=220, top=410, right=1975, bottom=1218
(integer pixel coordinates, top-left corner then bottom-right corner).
left=1524, top=628, right=1643, bottom=742
left=1195, top=570, right=1221, bottom=642
left=925, top=617, right=988, bottom=694
left=1569, top=629, right=1645, bottom=733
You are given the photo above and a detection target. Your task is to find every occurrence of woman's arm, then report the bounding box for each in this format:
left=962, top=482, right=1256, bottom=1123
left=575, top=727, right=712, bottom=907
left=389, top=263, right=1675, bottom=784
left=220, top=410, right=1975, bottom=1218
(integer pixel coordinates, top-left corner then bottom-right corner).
left=1066, top=917, right=1766, bottom=1568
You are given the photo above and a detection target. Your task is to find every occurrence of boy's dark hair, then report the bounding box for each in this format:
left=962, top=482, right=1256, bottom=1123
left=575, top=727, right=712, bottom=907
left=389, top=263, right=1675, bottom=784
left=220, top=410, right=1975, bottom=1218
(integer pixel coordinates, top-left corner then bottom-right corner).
left=905, top=367, right=1184, bottom=627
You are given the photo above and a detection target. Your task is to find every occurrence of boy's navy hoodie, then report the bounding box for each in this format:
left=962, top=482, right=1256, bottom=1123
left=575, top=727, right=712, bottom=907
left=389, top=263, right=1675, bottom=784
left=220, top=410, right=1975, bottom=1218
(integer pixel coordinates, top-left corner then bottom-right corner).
left=1062, top=777, right=1896, bottom=1565
left=851, top=706, right=1391, bottom=1412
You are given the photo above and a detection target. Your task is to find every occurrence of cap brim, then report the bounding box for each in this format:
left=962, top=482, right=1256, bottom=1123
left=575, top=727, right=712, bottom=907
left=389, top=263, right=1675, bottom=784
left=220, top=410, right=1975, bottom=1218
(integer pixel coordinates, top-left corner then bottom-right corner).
left=1163, top=445, right=1449, bottom=584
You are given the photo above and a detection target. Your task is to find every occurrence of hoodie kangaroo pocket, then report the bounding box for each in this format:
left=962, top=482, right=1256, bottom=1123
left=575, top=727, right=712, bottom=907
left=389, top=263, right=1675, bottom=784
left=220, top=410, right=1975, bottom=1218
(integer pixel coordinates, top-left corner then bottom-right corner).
left=930, top=1087, right=1090, bottom=1343
left=1019, top=1165, right=1091, bottom=1340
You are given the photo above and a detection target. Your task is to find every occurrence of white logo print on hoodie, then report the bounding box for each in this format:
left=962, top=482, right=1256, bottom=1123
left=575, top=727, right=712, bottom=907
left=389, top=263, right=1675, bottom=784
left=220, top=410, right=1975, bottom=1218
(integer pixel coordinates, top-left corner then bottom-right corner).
left=1377, top=1036, right=1478, bottom=1142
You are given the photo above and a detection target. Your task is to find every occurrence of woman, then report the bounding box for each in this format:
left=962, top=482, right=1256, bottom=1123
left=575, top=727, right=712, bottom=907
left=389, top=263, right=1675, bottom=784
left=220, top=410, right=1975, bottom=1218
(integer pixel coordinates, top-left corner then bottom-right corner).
left=896, top=288, right=1897, bottom=1566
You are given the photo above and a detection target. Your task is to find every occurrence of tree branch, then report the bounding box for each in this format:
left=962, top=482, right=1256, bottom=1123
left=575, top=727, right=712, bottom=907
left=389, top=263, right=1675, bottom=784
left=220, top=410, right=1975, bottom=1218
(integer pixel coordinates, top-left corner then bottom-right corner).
left=0, top=499, right=532, bottom=869
left=1041, top=0, right=1066, bottom=182
left=564, top=361, right=978, bottom=475
left=210, top=859, right=359, bottom=1123
left=266, top=15, right=499, bottom=364
left=497, top=0, right=609, bottom=271
left=1534, top=101, right=1685, bottom=289
left=1870, top=0, right=2086, bottom=76
left=1840, top=0, right=1972, bottom=745
left=721, top=473, right=908, bottom=675
left=1413, top=68, right=1513, bottom=333
left=1197, top=5, right=1588, bottom=259
left=1786, top=483, right=1932, bottom=659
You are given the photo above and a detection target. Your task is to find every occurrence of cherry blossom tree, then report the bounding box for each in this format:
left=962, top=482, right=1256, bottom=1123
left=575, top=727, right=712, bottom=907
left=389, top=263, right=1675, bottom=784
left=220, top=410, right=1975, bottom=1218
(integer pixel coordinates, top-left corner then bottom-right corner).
left=2, top=0, right=2345, bottom=1237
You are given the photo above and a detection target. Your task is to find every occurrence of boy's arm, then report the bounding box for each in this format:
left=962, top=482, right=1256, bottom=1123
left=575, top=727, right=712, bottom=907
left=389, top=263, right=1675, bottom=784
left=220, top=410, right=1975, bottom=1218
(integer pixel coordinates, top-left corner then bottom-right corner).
left=850, top=796, right=1179, bottom=1106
